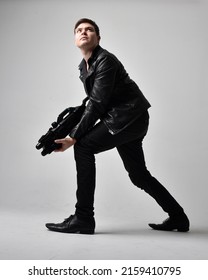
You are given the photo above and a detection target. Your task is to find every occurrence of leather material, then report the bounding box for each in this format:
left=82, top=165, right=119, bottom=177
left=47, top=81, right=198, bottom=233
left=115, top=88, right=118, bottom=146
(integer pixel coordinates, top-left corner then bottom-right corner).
left=148, top=214, right=190, bottom=232
left=70, top=46, right=151, bottom=140
left=45, top=215, right=95, bottom=234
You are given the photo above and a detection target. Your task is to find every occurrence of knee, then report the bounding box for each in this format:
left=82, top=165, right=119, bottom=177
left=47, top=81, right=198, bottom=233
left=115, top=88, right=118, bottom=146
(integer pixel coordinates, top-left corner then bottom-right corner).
left=74, top=141, right=95, bottom=162
left=129, top=170, right=152, bottom=190
left=74, top=138, right=92, bottom=152
left=74, top=136, right=103, bottom=155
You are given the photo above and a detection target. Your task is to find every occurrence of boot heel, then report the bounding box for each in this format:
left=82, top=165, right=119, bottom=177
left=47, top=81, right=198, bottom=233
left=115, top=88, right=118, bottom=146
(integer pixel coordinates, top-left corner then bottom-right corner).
left=177, top=227, right=189, bottom=232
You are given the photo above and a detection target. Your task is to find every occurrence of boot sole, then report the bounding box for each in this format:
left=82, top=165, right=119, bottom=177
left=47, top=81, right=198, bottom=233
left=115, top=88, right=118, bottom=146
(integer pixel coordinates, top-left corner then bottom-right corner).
left=46, top=226, right=94, bottom=234
left=149, top=224, right=189, bottom=232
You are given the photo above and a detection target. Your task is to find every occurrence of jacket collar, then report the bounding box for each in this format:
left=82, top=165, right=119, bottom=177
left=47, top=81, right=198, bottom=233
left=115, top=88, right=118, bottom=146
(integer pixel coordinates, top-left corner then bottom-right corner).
left=78, top=45, right=103, bottom=71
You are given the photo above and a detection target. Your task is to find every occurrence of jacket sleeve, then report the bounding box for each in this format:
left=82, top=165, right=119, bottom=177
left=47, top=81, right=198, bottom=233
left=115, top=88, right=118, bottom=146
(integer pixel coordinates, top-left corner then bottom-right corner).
left=69, top=55, right=119, bottom=140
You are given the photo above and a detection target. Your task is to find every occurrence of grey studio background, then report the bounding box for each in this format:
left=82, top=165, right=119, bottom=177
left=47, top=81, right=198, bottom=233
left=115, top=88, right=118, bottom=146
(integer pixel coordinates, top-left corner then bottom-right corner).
left=0, top=0, right=207, bottom=260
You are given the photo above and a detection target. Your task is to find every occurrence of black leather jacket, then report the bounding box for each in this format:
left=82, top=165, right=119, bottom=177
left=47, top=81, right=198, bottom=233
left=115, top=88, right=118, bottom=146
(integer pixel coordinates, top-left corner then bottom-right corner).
left=70, top=45, right=151, bottom=140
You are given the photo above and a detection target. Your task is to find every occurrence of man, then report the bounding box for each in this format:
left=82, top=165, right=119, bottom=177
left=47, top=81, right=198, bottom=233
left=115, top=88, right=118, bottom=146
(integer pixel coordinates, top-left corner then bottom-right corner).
left=46, top=18, right=190, bottom=234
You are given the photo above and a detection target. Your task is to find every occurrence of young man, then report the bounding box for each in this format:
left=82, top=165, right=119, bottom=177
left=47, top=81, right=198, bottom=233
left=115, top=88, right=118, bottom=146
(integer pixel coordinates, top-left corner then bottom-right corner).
left=46, top=18, right=190, bottom=234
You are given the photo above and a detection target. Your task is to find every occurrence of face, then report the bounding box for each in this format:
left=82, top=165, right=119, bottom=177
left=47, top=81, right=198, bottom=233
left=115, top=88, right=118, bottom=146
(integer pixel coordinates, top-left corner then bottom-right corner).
left=74, top=23, right=100, bottom=51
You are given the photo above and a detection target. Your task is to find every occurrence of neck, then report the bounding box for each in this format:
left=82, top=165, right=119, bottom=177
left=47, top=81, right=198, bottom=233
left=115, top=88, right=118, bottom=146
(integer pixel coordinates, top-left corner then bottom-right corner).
left=81, top=49, right=93, bottom=63
left=80, top=44, right=98, bottom=63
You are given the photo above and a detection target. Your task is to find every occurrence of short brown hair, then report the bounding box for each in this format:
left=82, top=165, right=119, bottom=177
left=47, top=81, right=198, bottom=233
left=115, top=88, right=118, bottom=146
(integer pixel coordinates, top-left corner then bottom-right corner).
left=74, top=18, right=100, bottom=37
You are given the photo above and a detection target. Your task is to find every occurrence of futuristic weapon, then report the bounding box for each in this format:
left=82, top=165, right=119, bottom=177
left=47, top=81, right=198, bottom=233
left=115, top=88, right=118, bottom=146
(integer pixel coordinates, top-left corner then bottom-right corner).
left=36, top=98, right=88, bottom=156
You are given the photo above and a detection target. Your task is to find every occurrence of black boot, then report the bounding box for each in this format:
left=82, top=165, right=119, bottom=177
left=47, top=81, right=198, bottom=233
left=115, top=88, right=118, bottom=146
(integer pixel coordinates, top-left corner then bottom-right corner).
left=148, top=213, right=190, bottom=232
left=45, top=214, right=95, bottom=234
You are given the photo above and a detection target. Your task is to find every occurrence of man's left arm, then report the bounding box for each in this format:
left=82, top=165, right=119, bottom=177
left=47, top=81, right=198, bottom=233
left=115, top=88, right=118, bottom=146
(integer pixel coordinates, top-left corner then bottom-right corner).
left=69, top=56, right=119, bottom=140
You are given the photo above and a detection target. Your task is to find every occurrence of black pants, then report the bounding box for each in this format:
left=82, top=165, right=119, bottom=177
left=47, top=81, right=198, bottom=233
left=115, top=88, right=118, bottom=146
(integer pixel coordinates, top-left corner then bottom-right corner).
left=73, top=111, right=184, bottom=219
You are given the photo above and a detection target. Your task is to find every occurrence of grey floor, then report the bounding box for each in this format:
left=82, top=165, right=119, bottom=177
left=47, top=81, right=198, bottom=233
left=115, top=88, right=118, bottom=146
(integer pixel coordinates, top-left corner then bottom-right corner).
left=1, top=209, right=208, bottom=260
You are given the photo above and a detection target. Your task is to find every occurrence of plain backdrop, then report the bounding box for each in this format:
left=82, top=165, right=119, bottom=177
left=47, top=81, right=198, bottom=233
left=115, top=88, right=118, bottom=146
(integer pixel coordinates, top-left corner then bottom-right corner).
left=0, top=0, right=207, bottom=260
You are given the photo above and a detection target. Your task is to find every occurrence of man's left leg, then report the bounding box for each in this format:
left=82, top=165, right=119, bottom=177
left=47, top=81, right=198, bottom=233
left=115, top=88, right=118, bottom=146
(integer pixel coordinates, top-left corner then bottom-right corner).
left=117, top=139, right=190, bottom=232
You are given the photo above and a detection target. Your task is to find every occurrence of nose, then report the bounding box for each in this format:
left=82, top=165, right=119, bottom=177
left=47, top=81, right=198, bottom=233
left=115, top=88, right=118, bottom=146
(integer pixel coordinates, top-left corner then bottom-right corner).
left=81, top=29, right=87, bottom=35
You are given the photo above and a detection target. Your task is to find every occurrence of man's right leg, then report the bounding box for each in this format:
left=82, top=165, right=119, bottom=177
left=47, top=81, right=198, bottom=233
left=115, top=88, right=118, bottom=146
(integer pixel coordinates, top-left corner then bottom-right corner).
left=73, top=140, right=96, bottom=220
left=45, top=121, right=131, bottom=234
left=45, top=134, right=98, bottom=234
left=46, top=120, right=123, bottom=234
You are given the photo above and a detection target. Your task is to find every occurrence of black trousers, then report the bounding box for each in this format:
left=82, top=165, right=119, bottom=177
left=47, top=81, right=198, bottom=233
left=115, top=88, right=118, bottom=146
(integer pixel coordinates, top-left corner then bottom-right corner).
left=73, top=111, right=184, bottom=219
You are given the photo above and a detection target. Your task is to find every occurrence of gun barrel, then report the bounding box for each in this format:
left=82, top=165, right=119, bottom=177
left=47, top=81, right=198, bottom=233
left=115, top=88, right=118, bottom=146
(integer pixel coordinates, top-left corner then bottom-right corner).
left=36, top=143, right=43, bottom=150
